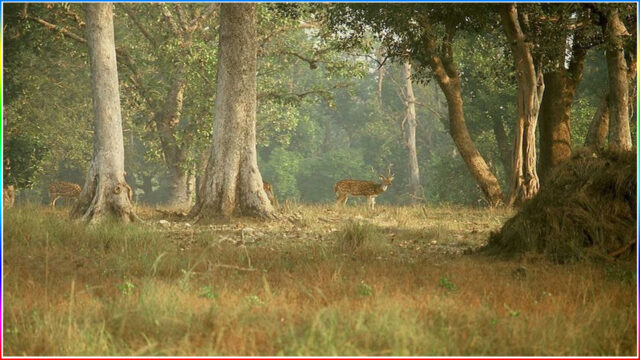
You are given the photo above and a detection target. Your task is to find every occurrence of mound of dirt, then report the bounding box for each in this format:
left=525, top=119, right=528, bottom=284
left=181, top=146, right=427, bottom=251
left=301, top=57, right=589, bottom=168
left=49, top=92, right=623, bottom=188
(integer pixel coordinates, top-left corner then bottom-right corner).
left=482, top=149, right=637, bottom=262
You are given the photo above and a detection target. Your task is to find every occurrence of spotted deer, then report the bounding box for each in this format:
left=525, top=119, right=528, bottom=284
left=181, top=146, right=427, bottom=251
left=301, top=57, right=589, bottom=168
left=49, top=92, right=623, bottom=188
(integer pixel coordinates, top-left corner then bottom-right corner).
left=334, top=165, right=394, bottom=210
left=263, top=181, right=278, bottom=207
left=48, top=181, right=81, bottom=208
left=3, top=185, right=15, bottom=208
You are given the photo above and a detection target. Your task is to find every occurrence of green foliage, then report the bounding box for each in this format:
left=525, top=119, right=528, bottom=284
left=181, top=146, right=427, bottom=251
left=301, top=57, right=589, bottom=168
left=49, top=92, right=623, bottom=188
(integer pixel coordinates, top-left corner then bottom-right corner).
left=3, top=132, right=48, bottom=189
left=357, top=280, right=374, bottom=297
left=438, top=276, right=457, bottom=291
left=3, top=3, right=622, bottom=208
left=262, top=148, right=302, bottom=201
left=198, top=285, right=219, bottom=300
left=117, top=278, right=136, bottom=296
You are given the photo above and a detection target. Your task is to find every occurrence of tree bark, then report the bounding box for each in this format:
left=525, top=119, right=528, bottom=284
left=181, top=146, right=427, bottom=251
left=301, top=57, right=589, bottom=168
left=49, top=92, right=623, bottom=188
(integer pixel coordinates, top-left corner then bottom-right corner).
left=501, top=4, right=544, bottom=205
left=376, top=46, right=385, bottom=105
left=605, top=8, right=632, bottom=152
left=401, top=62, right=424, bottom=204
left=154, top=63, right=192, bottom=209
left=538, top=72, right=573, bottom=181
left=585, top=92, right=610, bottom=149
left=492, top=117, right=511, bottom=176
left=141, top=173, right=154, bottom=202
left=190, top=4, right=273, bottom=221
left=71, top=3, right=138, bottom=223
left=422, top=26, right=504, bottom=207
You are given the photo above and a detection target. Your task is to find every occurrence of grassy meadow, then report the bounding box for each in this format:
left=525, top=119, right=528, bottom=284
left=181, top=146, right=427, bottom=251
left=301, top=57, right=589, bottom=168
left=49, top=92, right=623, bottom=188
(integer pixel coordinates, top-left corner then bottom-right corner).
left=2, top=203, right=637, bottom=356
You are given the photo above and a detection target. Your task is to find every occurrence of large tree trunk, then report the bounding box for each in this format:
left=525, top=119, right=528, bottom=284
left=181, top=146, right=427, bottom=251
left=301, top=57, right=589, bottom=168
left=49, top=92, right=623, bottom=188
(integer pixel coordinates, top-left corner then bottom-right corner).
left=166, top=162, right=190, bottom=208
left=71, top=3, right=138, bottom=223
left=402, top=62, right=423, bottom=204
left=189, top=4, right=273, bottom=221
left=538, top=32, right=586, bottom=181
left=501, top=4, right=544, bottom=205
left=605, top=8, right=632, bottom=152
left=585, top=92, right=610, bottom=149
left=423, top=26, right=504, bottom=207
left=538, top=72, right=572, bottom=181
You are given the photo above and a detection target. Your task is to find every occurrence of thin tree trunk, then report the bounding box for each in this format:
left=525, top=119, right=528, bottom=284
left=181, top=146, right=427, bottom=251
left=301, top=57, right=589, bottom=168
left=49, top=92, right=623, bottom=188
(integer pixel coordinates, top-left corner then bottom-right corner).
left=423, top=25, right=504, bottom=207
left=141, top=173, right=154, bottom=203
left=492, top=117, right=511, bottom=176
left=402, top=62, right=423, bottom=203
left=585, top=92, right=610, bottom=149
left=190, top=4, right=273, bottom=221
left=155, top=63, right=192, bottom=208
left=605, top=8, right=632, bottom=151
left=377, top=46, right=385, bottom=105
left=501, top=4, right=544, bottom=205
left=71, top=3, right=138, bottom=223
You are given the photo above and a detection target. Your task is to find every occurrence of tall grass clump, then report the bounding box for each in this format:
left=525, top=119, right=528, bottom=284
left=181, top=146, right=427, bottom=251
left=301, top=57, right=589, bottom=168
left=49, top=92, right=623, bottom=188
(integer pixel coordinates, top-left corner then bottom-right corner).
left=335, top=220, right=386, bottom=253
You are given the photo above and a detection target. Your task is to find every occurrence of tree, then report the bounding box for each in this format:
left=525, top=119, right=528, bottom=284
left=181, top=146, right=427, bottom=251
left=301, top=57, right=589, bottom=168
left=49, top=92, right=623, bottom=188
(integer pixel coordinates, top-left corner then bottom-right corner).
left=537, top=6, right=591, bottom=180
left=500, top=3, right=544, bottom=205
left=324, top=4, right=505, bottom=206
left=604, top=6, right=633, bottom=151
left=190, top=4, right=274, bottom=220
left=584, top=92, right=610, bottom=149
left=400, top=62, right=424, bottom=203
left=71, top=3, right=138, bottom=223
left=119, top=4, right=218, bottom=209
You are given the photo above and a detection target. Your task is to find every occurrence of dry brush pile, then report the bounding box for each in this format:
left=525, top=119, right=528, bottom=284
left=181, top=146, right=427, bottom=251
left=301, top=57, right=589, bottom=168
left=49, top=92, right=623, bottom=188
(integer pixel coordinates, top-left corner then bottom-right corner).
left=483, top=149, right=637, bottom=262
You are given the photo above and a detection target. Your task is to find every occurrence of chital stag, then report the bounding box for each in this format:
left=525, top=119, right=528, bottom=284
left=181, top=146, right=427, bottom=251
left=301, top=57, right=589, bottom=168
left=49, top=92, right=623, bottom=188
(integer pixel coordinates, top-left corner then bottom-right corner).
left=334, top=164, right=394, bottom=210
left=263, top=181, right=278, bottom=207
left=48, top=181, right=81, bottom=208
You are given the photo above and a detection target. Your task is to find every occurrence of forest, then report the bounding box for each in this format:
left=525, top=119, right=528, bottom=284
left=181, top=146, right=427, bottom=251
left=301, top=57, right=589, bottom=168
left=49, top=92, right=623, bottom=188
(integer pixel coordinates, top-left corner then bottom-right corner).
left=2, top=2, right=637, bottom=356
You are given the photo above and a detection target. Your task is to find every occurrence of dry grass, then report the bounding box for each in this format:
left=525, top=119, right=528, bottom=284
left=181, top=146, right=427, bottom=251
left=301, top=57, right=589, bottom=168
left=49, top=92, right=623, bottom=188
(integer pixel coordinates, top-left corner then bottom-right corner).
left=2, top=203, right=637, bottom=356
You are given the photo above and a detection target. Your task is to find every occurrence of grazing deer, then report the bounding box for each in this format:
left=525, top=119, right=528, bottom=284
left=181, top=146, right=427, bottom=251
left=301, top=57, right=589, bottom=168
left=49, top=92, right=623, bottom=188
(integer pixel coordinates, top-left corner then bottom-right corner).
left=263, top=181, right=278, bottom=207
left=334, top=165, right=394, bottom=210
left=3, top=185, right=15, bottom=208
left=48, top=181, right=81, bottom=208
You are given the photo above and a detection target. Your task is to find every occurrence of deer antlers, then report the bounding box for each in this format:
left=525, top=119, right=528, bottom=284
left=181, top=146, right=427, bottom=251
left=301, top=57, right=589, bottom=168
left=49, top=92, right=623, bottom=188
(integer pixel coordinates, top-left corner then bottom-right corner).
left=379, top=163, right=394, bottom=178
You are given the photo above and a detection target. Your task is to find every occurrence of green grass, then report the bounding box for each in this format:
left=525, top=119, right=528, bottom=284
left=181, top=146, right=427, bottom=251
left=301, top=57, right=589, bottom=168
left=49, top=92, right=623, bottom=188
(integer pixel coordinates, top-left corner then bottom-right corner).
left=2, top=204, right=637, bottom=356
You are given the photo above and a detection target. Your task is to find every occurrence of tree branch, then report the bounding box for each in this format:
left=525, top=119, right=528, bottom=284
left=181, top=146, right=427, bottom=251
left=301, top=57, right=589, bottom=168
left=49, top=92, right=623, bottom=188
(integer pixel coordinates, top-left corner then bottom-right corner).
left=121, top=4, right=157, bottom=48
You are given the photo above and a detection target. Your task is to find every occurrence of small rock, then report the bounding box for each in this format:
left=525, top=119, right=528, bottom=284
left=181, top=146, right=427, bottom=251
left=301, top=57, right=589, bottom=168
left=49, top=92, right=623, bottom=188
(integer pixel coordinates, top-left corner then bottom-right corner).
left=184, top=223, right=192, bottom=228
left=158, top=219, right=171, bottom=228
left=430, top=240, right=437, bottom=245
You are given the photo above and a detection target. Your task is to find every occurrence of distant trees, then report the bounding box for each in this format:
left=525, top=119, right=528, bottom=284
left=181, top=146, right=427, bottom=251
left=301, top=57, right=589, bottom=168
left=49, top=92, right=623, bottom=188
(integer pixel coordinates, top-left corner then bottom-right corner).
left=3, top=3, right=635, bottom=212
left=324, top=4, right=505, bottom=206
left=71, top=3, right=138, bottom=223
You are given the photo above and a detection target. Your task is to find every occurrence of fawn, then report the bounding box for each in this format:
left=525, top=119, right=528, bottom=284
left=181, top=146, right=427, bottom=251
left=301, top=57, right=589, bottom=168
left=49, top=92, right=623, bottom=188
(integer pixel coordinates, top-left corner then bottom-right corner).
left=263, top=181, right=278, bottom=207
left=334, top=165, right=394, bottom=210
left=48, top=181, right=82, bottom=208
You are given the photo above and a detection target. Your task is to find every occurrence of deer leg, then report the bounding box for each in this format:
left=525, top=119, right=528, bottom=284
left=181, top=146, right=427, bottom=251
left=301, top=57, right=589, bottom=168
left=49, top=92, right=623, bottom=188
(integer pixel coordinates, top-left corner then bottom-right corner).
left=366, top=196, right=375, bottom=210
left=51, top=196, right=60, bottom=209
